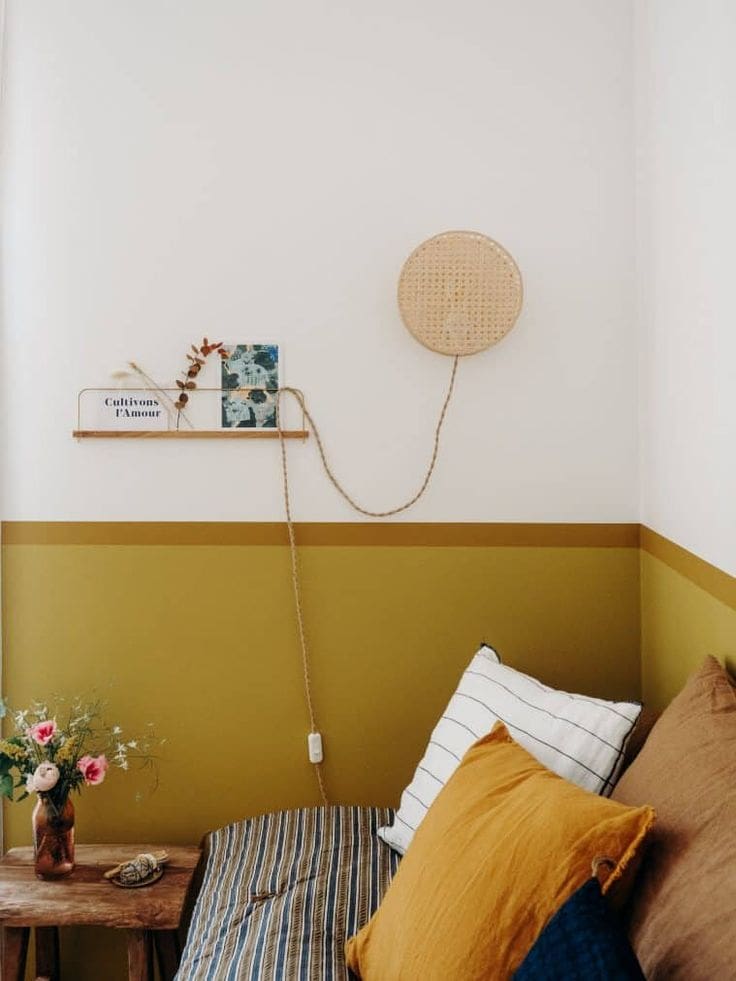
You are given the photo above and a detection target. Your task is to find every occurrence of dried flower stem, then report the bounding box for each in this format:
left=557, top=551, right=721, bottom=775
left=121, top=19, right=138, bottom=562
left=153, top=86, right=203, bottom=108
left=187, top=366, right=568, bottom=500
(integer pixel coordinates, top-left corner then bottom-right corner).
left=173, top=338, right=228, bottom=429
left=128, top=362, right=195, bottom=430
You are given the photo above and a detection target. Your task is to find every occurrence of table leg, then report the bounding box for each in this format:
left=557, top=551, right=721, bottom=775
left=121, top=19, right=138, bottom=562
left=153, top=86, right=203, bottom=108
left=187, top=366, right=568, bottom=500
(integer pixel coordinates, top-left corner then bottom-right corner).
left=2, top=926, right=30, bottom=981
left=35, top=925, right=60, bottom=980
left=127, top=929, right=154, bottom=981
left=154, top=929, right=181, bottom=981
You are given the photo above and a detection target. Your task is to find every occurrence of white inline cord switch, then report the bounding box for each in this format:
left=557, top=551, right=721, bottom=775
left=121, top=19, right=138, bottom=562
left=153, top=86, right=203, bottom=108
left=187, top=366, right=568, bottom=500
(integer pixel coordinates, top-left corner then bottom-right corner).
left=307, top=732, right=324, bottom=764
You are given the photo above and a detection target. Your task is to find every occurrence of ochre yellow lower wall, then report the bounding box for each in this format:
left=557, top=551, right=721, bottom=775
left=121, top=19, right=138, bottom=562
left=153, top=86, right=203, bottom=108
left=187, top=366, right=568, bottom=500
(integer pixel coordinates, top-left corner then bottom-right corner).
left=0, top=524, right=641, bottom=980
left=2, top=539, right=641, bottom=845
left=640, top=551, right=736, bottom=708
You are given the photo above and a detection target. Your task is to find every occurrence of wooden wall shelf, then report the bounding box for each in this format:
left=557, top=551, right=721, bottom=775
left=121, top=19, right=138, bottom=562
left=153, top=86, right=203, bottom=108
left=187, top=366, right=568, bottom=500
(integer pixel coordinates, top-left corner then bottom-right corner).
left=72, top=430, right=309, bottom=440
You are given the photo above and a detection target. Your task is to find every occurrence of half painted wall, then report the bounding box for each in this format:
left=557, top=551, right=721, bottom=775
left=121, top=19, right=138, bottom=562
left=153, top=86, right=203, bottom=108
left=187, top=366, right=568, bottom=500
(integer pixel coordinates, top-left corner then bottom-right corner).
left=636, top=0, right=736, bottom=577
left=0, top=0, right=642, bottom=856
left=635, top=0, right=736, bottom=702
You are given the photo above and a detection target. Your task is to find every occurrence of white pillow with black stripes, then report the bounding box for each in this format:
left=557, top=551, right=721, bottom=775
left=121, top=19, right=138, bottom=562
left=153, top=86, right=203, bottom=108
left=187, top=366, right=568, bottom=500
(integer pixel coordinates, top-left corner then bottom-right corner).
left=377, top=644, right=641, bottom=856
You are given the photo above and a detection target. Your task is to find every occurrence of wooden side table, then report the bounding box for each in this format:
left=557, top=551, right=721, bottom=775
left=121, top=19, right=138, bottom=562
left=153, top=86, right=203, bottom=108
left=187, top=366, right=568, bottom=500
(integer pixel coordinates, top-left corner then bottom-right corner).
left=0, top=843, right=202, bottom=980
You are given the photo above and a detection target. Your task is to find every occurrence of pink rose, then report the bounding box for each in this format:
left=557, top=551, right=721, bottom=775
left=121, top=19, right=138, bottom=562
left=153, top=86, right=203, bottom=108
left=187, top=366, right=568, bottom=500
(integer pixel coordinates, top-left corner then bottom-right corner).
left=77, top=754, right=108, bottom=786
left=27, top=720, right=57, bottom=746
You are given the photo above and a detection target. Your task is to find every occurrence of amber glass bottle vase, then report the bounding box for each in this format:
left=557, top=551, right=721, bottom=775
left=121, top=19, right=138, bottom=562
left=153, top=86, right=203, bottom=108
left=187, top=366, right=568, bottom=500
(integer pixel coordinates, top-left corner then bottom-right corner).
left=32, top=795, right=75, bottom=878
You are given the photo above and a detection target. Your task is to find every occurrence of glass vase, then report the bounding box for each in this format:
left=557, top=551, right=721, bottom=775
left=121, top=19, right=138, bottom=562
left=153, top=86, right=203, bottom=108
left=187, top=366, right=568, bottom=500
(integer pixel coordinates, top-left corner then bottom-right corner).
left=32, top=795, right=75, bottom=878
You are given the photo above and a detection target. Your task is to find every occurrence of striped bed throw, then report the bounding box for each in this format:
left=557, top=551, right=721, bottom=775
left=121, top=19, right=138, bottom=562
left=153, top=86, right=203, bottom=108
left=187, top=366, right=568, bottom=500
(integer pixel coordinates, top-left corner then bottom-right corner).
left=176, top=806, right=399, bottom=981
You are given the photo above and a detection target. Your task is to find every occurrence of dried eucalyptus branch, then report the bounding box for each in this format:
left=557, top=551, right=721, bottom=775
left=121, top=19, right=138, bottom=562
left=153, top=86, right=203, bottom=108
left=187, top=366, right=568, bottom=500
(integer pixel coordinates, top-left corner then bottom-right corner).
left=173, top=338, right=228, bottom=428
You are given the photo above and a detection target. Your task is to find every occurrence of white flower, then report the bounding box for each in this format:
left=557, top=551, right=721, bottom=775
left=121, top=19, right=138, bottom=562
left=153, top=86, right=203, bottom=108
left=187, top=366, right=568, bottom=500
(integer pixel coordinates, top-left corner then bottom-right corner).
left=119, top=760, right=129, bottom=771
left=25, top=772, right=36, bottom=793
left=112, top=726, right=122, bottom=735
left=32, top=762, right=59, bottom=792
left=127, top=740, right=138, bottom=749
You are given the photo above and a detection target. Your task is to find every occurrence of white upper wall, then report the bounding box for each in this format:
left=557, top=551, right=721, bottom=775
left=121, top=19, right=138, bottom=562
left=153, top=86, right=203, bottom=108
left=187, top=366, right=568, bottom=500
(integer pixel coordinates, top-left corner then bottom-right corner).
left=1, top=0, right=637, bottom=522
left=636, top=0, right=736, bottom=575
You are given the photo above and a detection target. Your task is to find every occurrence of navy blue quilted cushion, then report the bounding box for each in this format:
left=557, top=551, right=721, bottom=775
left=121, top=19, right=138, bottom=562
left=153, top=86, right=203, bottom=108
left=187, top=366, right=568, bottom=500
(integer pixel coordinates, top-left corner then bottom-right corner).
left=514, top=878, right=645, bottom=981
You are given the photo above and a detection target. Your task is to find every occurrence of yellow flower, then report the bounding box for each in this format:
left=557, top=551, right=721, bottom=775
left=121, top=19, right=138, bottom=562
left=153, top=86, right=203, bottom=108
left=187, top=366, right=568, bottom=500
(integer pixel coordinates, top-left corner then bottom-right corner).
left=55, top=737, right=80, bottom=765
left=0, top=740, right=27, bottom=762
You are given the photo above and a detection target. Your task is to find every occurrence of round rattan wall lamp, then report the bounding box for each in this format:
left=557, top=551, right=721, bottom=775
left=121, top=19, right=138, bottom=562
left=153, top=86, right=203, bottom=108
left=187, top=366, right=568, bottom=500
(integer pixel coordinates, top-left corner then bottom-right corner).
left=398, top=230, right=523, bottom=356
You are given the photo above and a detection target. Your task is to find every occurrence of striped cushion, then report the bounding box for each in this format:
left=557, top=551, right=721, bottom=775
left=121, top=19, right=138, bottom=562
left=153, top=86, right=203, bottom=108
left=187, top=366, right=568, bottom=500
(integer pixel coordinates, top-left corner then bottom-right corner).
left=176, top=806, right=399, bottom=981
left=378, top=644, right=641, bottom=855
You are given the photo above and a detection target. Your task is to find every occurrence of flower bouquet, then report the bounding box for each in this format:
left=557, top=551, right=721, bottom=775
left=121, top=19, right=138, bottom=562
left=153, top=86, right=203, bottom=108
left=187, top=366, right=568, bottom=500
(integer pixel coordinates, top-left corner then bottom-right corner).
left=0, top=698, right=159, bottom=878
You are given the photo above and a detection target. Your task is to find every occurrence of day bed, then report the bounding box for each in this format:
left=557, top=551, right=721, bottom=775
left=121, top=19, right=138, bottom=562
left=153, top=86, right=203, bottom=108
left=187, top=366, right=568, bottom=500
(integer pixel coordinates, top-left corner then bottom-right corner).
left=174, top=654, right=735, bottom=980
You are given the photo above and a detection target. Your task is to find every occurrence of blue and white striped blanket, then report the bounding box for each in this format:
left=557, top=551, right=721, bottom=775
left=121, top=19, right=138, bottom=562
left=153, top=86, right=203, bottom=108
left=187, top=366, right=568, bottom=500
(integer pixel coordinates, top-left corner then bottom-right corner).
left=176, top=806, right=399, bottom=981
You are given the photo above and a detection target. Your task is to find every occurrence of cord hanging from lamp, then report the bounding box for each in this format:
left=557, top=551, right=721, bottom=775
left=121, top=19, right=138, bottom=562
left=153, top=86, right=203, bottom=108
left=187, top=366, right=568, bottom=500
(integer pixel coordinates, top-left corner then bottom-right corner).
left=278, top=230, right=524, bottom=806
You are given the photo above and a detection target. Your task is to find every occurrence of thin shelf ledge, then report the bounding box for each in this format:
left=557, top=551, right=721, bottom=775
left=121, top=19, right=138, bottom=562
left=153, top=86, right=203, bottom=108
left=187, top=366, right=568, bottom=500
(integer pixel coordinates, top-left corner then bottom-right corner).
left=72, top=430, right=309, bottom=439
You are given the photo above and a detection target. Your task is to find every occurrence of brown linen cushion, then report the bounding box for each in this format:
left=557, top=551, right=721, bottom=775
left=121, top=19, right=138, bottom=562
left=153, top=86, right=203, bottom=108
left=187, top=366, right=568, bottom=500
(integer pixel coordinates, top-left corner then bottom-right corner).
left=619, top=707, right=659, bottom=773
left=612, top=656, right=736, bottom=980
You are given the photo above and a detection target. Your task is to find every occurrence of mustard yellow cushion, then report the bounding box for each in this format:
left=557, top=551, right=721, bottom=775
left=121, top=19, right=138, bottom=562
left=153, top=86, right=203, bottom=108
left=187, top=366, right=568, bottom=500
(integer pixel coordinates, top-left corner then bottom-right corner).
left=346, top=724, right=655, bottom=980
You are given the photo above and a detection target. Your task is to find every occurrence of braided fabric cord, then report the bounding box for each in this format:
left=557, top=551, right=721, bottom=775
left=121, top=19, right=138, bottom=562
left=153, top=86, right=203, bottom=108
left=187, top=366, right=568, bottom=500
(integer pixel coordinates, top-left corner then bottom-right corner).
left=277, top=356, right=460, bottom=805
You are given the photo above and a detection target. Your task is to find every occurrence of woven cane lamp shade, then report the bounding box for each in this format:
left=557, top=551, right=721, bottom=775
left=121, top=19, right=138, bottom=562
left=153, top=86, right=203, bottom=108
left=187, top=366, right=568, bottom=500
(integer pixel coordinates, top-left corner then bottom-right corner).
left=398, top=231, right=523, bottom=356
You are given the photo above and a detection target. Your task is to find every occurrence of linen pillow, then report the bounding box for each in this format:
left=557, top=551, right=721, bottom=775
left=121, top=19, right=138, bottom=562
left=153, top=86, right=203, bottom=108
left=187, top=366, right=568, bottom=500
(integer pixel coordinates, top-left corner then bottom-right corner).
left=346, top=724, right=655, bottom=981
left=612, top=656, right=736, bottom=980
left=378, top=644, right=641, bottom=854
left=513, top=877, right=645, bottom=981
